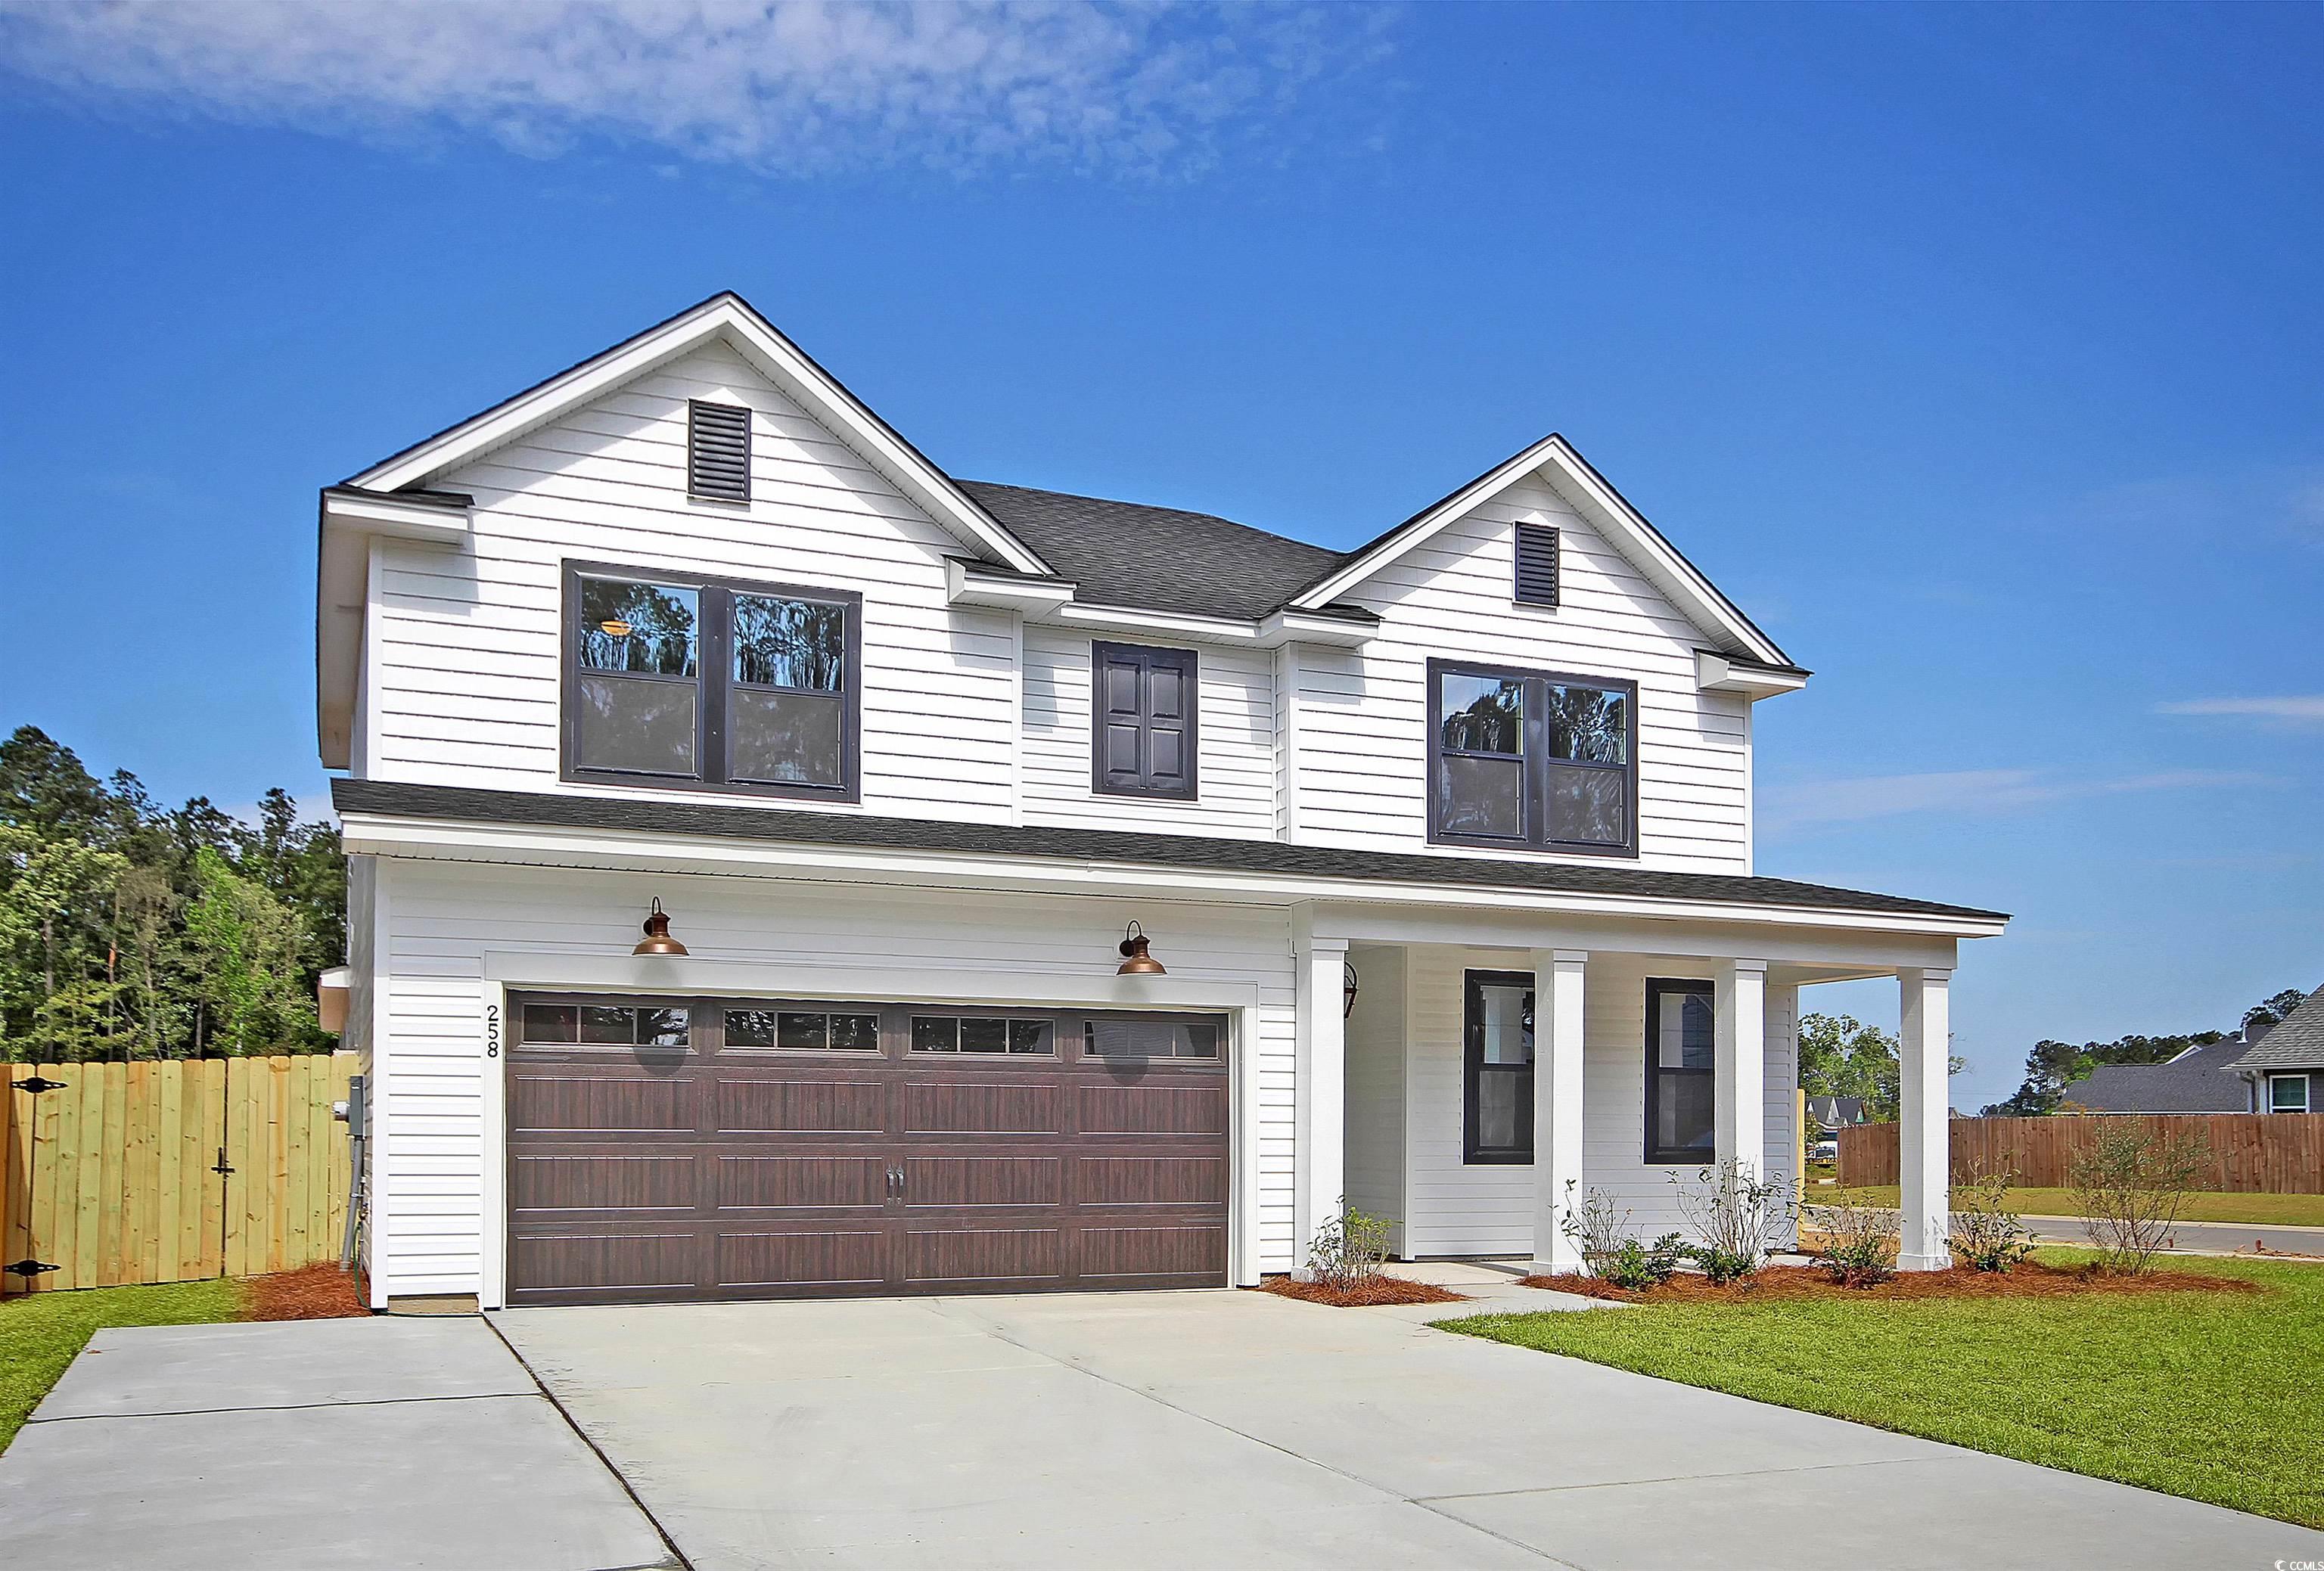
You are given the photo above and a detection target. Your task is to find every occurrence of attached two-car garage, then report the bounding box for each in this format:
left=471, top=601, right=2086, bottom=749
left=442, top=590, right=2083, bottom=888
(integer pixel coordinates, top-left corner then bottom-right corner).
left=505, top=995, right=1232, bottom=1306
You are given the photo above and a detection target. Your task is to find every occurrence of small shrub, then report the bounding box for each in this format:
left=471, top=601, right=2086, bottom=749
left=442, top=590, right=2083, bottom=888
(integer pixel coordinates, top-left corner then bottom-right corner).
left=1597, top=1233, right=1689, bottom=1290
left=2070, top=1124, right=2207, bottom=1274
left=1950, top=1164, right=2036, bottom=1273
left=1810, top=1203, right=1899, bottom=1286
left=1558, top=1180, right=1628, bottom=1265
left=1305, top=1200, right=1393, bottom=1292
left=1669, top=1159, right=1797, bottom=1284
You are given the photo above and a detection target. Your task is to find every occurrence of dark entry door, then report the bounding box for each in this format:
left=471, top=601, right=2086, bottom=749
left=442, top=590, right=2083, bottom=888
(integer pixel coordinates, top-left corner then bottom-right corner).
left=504, top=996, right=1231, bottom=1306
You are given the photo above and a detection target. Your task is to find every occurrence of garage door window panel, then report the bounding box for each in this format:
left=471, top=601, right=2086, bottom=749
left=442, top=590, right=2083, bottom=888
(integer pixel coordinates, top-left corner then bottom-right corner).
left=723, top=1007, right=881, bottom=1052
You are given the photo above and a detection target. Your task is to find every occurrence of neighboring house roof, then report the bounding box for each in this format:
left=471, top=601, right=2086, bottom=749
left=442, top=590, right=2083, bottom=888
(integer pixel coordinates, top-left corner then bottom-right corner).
left=1804, top=1095, right=1867, bottom=1128
left=2234, top=984, right=2324, bottom=1073
left=2059, top=1036, right=2257, bottom=1113
left=957, top=482, right=1348, bottom=622
left=333, top=780, right=2011, bottom=930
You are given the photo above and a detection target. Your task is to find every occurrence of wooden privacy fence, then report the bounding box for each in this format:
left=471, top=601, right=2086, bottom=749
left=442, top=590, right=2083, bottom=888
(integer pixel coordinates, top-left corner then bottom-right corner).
left=1839, top=1113, right=2324, bottom=1193
left=0, top=1054, right=357, bottom=1294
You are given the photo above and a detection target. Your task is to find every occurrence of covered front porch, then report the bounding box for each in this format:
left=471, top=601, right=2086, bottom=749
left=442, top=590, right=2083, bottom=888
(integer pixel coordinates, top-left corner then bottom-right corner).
left=1294, top=902, right=1984, bottom=1274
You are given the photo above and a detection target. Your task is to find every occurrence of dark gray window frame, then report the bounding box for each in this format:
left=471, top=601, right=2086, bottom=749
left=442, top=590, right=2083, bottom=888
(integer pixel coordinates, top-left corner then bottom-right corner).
left=1515, top=523, right=1560, bottom=607
left=560, top=559, right=862, bottom=804
left=1644, top=977, right=1716, bottom=1165
left=1463, top=968, right=1536, bottom=1165
left=1426, top=657, right=1639, bottom=858
left=1091, top=641, right=1200, bottom=802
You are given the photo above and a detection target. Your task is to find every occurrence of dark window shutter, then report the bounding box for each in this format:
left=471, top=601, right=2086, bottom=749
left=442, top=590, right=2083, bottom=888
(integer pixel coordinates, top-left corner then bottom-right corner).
left=688, top=401, right=751, bottom=501
left=1514, top=523, right=1559, bottom=607
left=1092, top=643, right=1198, bottom=799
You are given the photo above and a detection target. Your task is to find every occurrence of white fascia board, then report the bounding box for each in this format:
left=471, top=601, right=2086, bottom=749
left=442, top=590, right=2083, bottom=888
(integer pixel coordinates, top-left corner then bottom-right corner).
left=321, top=488, right=471, bottom=544
left=1035, top=600, right=1374, bottom=649
left=946, top=558, right=1077, bottom=616
left=1697, top=650, right=1810, bottom=700
left=336, top=812, right=2010, bottom=940
left=315, top=523, right=369, bottom=771
left=1290, top=433, right=1790, bottom=668
left=346, top=294, right=1052, bottom=578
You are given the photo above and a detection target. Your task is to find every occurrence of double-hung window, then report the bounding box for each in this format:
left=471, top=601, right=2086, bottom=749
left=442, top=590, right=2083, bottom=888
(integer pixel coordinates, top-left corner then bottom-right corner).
left=1463, top=970, right=1535, bottom=1163
left=1645, top=979, right=1716, bottom=1163
left=564, top=564, right=860, bottom=801
left=1428, top=660, right=1636, bottom=855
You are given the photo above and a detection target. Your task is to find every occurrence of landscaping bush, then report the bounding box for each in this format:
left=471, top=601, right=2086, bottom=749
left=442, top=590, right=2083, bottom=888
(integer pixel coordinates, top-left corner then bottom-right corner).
left=1556, top=1182, right=1684, bottom=1290
left=1810, top=1203, right=1898, bottom=1286
left=1670, top=1160, right=1797, bottom=1284
left=2070, top=1124, right=2207, bottom=1274
left=1950, top=1164, right=2037, bottom=1273
left=1304, top=1200, right=1393, bottom=1292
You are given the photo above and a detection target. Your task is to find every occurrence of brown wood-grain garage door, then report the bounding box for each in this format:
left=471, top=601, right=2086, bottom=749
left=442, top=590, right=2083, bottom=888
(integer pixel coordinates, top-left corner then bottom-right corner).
left=505, top=995, right=1231, bottom=1306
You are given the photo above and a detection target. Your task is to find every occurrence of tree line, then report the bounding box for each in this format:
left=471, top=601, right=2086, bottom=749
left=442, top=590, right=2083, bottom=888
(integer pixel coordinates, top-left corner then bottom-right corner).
left=0, top=726, right=344, bottom=1061
left=1981, top=986, right=2309, bottom=1116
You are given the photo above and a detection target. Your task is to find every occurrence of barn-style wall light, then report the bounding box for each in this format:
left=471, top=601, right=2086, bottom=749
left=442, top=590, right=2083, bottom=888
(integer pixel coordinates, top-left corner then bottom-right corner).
left=1344, top=960, right=1359, bottom=1019
left=632, top=897, right=688, bottom=957
left=1116, top=921, right=1165, bottom=976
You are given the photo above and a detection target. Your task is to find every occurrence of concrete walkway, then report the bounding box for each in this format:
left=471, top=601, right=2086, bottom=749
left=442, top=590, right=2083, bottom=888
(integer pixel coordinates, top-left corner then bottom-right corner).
left=0, top=1317, right=676, bottom=1570
left=497, top=1287, right=2324, bottom=1571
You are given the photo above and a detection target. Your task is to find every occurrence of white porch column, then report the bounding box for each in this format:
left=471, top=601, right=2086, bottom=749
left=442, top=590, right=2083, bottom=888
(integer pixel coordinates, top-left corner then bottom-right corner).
left=1294, top=927, right=1350, bottom=1270
left=1529, top=949, right=1588, bottom=1274
left=1714, top=959, right=1767, bottom=1181
left=1899, top=967, right=1953, bottom=1270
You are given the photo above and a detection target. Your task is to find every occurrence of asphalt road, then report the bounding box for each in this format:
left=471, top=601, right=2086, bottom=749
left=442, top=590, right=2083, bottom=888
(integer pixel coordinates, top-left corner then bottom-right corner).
left=2023, top=1215, right=2324, bottom=1258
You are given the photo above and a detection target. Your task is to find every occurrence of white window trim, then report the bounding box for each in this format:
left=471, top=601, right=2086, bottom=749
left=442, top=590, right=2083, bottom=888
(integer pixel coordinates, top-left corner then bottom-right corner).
left=2268, top=1073, right=2310, bottom=1113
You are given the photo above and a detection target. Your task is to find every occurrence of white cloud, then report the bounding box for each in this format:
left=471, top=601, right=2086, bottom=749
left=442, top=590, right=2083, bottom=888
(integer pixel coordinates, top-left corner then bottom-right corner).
left=1762, top=767, right=2276, bottom=831
left=0, top=1, right=1393, bottom=176
left=2157, top=696, right=2324, bottom=725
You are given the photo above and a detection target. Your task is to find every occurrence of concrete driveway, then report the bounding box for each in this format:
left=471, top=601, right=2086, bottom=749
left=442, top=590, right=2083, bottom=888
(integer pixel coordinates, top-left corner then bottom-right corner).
left=7, top=1288, right=2320, bottom=1570
left=0, top=1316, right=676, bottom=1571
left=498, top=1287, right=2323, bottom=1571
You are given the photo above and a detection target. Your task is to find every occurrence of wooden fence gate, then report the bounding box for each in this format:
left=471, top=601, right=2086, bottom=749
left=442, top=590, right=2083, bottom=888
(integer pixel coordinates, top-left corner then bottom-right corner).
left=0, top=1054, right=357, bottom=1294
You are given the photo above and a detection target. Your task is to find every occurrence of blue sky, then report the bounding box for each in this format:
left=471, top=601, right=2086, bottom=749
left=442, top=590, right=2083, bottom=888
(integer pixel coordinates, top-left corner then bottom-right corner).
left=2, top=2, right=2317, bottom=1109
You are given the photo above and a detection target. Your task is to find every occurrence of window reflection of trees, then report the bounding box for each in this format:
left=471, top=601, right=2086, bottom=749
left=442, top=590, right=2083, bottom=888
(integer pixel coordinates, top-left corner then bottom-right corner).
left=579, top=580, right=698, bottom=676
left=732, top=596, right=846, bottom=691
left=1548, top=685, right=1626, bottom=764
left=1440, top=676, right=1524, bottom=754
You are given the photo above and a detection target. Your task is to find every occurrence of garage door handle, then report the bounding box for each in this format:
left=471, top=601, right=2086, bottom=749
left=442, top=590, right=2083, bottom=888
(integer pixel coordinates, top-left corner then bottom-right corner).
left=887, top=1166, right=904, bottom=1196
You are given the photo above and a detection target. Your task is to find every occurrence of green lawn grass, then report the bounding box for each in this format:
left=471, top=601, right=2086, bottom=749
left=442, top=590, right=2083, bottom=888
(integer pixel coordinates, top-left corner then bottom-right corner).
left=1438, top=1250, right=2324, bottom=1529
left=1804, top=1185, right=2324, bottom=1227
left=0, top=1281, right=244, bottom=1451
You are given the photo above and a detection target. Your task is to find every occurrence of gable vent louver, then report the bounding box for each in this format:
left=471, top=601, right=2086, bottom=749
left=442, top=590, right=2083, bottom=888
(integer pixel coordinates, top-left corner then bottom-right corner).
left=1514, top=523, right=1559, bottom=607
left=688, top=400, right=751, bottom=502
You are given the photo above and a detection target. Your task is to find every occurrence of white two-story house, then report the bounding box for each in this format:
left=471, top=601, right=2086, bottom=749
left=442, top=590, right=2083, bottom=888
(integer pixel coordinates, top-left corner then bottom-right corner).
left=318, top=293, right=2005, bottom=1312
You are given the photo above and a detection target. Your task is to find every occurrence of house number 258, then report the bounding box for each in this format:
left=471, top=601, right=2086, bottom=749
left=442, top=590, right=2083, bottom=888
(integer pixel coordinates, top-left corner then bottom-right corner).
left=486, top=1002, right=501, bottom=1059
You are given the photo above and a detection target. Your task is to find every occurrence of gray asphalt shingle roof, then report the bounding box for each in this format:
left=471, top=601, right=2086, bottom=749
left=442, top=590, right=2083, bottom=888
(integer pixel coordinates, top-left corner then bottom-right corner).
left=332, top=780, right=2008, bottom=924
left=958, top=481, right=1348, bottom=621
left=2059, top=1037, right=2258, bottom=1113
left=2235, top=984, right=2324, bottom=1072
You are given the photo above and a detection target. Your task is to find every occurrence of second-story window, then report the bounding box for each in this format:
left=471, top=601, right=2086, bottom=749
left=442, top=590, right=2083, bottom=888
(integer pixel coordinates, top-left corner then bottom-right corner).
left=1092, top=641, right=1198, bottom=799
left=1428, top=659, right=1637, bottom=856
left=564, top=564, right=860, bottom=802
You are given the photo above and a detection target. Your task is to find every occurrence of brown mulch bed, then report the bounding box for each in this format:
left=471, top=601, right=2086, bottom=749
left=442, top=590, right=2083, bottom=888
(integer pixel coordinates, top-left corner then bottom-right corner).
left=244, top=1263, right=371, bottom=1320
left=1257, top=1274, right=1468, bottom=1307
left=1518, top=1260, right=2267, bottom=1305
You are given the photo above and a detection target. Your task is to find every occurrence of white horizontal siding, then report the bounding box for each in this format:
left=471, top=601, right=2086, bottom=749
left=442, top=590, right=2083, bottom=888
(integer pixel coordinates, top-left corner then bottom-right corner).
left=366, top=343, right=1018, bottom=823
left=366, top=857, right=1300, bottom=1302
left=1019, top=628, right=1277, bottom=838
left=1399, top=948, right=1797, bottom=1256
left=1294, top=477, right=1754, bottom=873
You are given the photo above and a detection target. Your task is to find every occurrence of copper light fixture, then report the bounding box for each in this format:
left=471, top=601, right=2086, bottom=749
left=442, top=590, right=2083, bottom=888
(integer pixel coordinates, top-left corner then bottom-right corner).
left=632, top=897, right=688, bottom=956
left=1116, top=921, right=1165, bottom=976
left=1343, top=960, right=1359, bottom=1019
